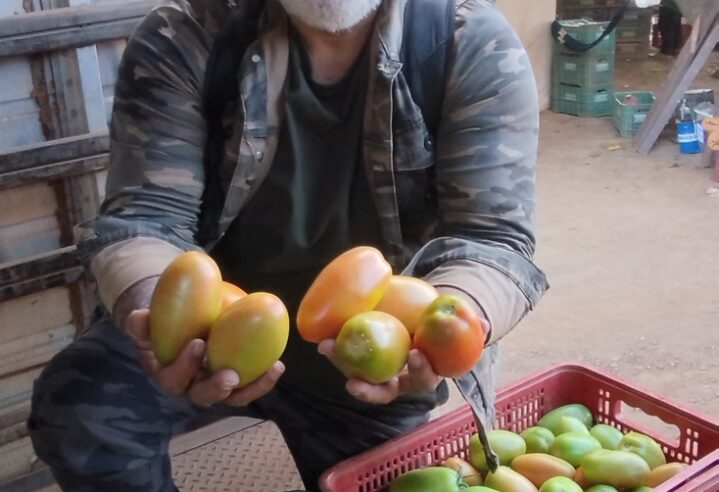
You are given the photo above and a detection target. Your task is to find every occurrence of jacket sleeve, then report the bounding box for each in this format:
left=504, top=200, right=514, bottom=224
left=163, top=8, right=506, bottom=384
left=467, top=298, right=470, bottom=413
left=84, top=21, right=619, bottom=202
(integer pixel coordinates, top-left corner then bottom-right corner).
left=74, top=4, right=211, bottom=311
left=402, top=0, right=549, bottom=344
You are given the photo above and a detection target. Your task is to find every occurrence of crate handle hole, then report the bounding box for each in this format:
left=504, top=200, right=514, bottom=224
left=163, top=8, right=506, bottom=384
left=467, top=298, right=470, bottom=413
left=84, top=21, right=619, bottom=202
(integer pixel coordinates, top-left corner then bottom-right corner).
left=615, top=401, right=681, bottom=447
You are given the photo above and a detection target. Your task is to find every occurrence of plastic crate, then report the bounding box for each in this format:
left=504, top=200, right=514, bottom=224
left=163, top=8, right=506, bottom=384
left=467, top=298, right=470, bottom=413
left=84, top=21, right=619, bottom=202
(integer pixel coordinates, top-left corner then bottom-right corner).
left=613, top=91, right=655, bottom=137
left=616, top=40, right=651, bottom=60
left=319, top=364, right=719, bottom=492
left=616, top=26, right=651, bottom=44
left=553, top=84, right=613, bottom=117
left=554, top=19, right=617, bottom=56
left=553, top=52, right=614, bottom=87
left=557, top=7, right=614, bottom=22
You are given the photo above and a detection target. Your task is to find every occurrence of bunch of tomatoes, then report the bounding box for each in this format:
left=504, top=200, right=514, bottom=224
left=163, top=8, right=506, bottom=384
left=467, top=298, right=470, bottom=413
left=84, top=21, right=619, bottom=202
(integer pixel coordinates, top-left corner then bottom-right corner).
left=148, top=246, right=487, bottom=387
left=389, top=403, right=688, bottom=492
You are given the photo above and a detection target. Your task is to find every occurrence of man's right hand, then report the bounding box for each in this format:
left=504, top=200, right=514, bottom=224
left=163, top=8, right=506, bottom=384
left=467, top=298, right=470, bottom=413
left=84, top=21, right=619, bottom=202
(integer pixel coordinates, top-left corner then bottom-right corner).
left=125, top=309, right=285, bottom=407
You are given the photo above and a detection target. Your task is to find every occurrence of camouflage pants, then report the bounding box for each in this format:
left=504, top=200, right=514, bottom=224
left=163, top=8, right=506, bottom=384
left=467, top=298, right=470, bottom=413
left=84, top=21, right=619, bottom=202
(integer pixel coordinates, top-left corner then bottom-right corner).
left=28, top=312, right=448, bottom=492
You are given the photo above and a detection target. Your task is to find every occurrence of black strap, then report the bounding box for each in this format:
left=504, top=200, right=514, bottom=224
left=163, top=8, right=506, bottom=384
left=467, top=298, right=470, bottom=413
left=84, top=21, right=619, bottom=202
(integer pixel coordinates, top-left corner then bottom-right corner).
left=198, top=0, right=455, bottom=244
left=401, top=0, right=455, bottom=139
left=552, top=0, right=631, bottom=53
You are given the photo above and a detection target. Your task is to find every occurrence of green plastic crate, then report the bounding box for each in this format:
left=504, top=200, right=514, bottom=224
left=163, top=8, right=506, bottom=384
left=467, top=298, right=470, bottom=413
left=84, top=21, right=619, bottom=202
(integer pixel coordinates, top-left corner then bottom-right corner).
left=554, top=19, right=617, bottom=56
left=612, top=91, right=655, bottom=137
left=616, top=26, right=651, bottom=43
left=615, top=40, right=651, bottom=60
left=619, top=8, right=653, bottom=29
left=553, top=52, right=614, bottom=87
left=552, top=83, right=614, bottom=117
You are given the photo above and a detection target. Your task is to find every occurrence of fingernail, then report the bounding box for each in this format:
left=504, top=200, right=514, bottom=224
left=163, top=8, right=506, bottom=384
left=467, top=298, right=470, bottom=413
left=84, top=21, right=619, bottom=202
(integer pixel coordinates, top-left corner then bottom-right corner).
left=221, top=373, right=240, bottom=391
left=192, top=341, right=204, bottom=358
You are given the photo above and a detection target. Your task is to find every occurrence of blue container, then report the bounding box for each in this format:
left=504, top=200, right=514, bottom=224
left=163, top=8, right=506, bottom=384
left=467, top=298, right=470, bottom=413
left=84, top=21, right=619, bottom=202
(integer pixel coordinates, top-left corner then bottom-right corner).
left=677, top=121, right=701, bottom=154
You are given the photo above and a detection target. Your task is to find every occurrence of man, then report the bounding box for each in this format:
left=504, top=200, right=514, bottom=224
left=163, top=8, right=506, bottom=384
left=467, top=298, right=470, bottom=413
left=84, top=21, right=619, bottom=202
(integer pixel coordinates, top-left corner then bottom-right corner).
left=28, top=0, right=547, bottom=490
left=658, top=0, right=684, bottom=56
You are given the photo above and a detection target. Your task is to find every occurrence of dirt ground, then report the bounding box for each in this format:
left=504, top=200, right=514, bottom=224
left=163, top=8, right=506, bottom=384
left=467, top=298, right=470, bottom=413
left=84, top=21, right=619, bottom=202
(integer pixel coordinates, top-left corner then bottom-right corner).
left=441, top=52, right=719, bottom=422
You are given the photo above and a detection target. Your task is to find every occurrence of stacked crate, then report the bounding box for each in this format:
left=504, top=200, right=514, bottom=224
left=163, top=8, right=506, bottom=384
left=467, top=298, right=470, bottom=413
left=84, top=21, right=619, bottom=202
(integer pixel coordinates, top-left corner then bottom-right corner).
left=615, top=7, right=653, bottom=60
left=552, top=19, right=616, bottom=117
left=556, top=0, right=620, bottom=21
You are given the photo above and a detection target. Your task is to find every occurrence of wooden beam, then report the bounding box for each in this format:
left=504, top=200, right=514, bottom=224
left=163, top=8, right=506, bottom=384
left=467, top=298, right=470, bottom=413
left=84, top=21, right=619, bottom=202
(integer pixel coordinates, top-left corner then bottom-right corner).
left=634, top=5, right=719, bottom=154
left=0, top=133, right=108, bottom=174
left=0, top=247, right=82, bottom=302
left=0, top=154, right=107, bottom=190
left=0, top=0, right=161, bottom=57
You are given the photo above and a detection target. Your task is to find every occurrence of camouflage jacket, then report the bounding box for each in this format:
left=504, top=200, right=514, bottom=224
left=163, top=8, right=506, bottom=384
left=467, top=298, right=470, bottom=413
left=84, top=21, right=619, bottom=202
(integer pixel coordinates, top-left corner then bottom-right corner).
left=78, top=0, right=548, bottom=350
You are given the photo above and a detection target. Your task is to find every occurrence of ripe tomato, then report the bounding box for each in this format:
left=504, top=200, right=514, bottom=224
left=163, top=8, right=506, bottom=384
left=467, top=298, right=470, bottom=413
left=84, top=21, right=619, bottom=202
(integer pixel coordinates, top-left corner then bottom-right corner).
left=297, top=246, right=392, bottom=343
left=374, top=275, right=439, bottom=335
left=220, top=281, right=247, bottom=311
left=334, top=311, right=410, bottom=384
left=207, top=292, right=289, bottom=387
left=412, top=294, right=485, bottom=377
left=150, top=251, right=223, bottom=365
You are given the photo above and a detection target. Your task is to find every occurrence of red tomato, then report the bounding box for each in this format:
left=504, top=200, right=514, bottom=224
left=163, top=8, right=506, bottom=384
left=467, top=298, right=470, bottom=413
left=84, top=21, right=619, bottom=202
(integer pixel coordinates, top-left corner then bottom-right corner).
left=220, top=281, right=248, bottom=311
left=208, top=292, right=289, bottom=387
left=150, top=251, right=223, bottom=365
left=296, top=246, right=393, bottom=343
left=413, top=294, right=485, bottom=377
left=334, top=311, right=411, bottom=384
left=374, top=275, right=439, bottom=335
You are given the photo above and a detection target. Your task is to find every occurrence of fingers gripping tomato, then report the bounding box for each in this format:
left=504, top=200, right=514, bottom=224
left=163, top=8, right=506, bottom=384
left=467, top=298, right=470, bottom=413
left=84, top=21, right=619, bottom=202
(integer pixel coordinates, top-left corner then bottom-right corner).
left=297, top=247, right=392, bottom=343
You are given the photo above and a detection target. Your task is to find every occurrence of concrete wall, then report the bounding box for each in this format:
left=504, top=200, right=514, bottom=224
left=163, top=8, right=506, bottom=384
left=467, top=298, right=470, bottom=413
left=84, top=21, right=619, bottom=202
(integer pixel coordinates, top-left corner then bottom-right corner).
left=497, top=0, right=556, bottom=110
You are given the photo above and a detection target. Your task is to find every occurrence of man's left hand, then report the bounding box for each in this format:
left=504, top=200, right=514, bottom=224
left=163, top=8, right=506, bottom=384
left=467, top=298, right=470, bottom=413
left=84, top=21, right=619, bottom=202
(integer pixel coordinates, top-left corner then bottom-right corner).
left=318, top=340, right=441, bottom=404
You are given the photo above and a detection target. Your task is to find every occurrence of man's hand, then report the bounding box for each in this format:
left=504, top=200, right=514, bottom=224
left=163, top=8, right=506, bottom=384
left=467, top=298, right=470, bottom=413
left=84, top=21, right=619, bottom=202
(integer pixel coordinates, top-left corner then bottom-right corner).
left=318, top=339, right=441, bottom=405
left=125, top=309, right=284, bottom=407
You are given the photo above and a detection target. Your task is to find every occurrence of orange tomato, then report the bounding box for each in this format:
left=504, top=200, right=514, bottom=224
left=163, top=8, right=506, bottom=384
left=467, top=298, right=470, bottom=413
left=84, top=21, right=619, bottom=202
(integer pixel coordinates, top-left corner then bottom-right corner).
left=220, top=281, right=247, bottom=311
left=296, top=246, right=392, bottom=343
left=208, top=292, right=289, bottom=387
left=374, top=275, right=439, bottom=335
left=413, top=294, right=485, bottom=377
left=150, top=251, right=223, bottom=365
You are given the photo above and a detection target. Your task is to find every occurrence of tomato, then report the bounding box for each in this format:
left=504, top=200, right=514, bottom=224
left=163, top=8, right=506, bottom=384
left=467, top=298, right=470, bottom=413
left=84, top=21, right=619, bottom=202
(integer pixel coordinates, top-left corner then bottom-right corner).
left=537, top=404, right=594, bottom=435
left=150, top=251, right=223, bottom=365
left=548, top=432, right=601, bottom=467
left=645, top=462, right=688, bottom=487
left=389, top=467, right=464, bottom=492
left=618, top=431, right=666, bottom=469
left=538, top=477, right=582, bottom=492
left=589, top=424, right=623, bottom=450
left=374, top=275, right=438, bottom=335
left=521, top=426, right=556, bottom=454
left=442, top=457, right=482, bottom=486
left=510, top=454, right=575, bottom=488
left=581, top=449, right=650, bottom=489
left=220, top=281, right=247, bottom=311
left=484, top=466, right=538, bottom=492
left=553, top=416, right=589, bottom=436
left=207, top=292, right=289, bottom=388
left=584, top=486, right=619, bottom=492
left=296, top=247, right=392, bottom=343
left=334, top=312, right=410, bottom=384
left=413, top=294, right=485, bottom=377
left=470, top=430, right=526, bottom=472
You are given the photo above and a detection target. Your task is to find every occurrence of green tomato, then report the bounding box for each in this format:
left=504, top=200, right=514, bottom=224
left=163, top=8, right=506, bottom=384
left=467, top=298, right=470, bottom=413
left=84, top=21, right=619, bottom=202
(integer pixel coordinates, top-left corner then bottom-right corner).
left=553, top=416, right=589, bottom=435
left=484, top=466, right=538, bottom=492
left=538, top=404, right=593, bottom=435
left=585, top=487, right=620, bottom=492
left=463, top=488, right=501, bottom=492
left=470, top=430, right=526, bottom=472
left=334, top=311, right=410, bottom=384
left=539, top=476, right=583, bottom=492
left=521, top=426, right=556, bottom=454
left=590, top=424, right=624, bottom=450
left=618, top=432, right=666, bottom=469
left=389, top=467, right=463, bottom=492
left=581, top=449, right=651, bottom=489
left=548, top=432, right=602, bottom=467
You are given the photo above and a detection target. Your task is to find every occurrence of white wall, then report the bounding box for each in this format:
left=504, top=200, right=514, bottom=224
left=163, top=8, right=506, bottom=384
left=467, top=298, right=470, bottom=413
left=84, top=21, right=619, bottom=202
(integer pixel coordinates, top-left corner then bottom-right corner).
left=498, top=0, right=556, bottom=110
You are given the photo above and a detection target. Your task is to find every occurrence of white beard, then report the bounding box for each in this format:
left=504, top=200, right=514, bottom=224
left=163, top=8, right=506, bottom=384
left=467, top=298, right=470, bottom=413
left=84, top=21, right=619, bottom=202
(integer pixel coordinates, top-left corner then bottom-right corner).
left=278, top=0, right=382, bottom=33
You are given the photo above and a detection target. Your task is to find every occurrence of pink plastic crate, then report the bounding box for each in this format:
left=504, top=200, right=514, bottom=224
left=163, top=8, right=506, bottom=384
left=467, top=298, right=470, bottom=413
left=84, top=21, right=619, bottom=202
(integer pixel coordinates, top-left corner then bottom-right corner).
left=319, top=363, right=719, bottom=492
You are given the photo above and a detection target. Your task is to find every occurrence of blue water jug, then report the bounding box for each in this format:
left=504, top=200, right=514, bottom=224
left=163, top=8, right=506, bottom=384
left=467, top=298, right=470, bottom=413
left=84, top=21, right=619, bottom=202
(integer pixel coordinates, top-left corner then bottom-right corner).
left=677, top=120, right=701, bottom=154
